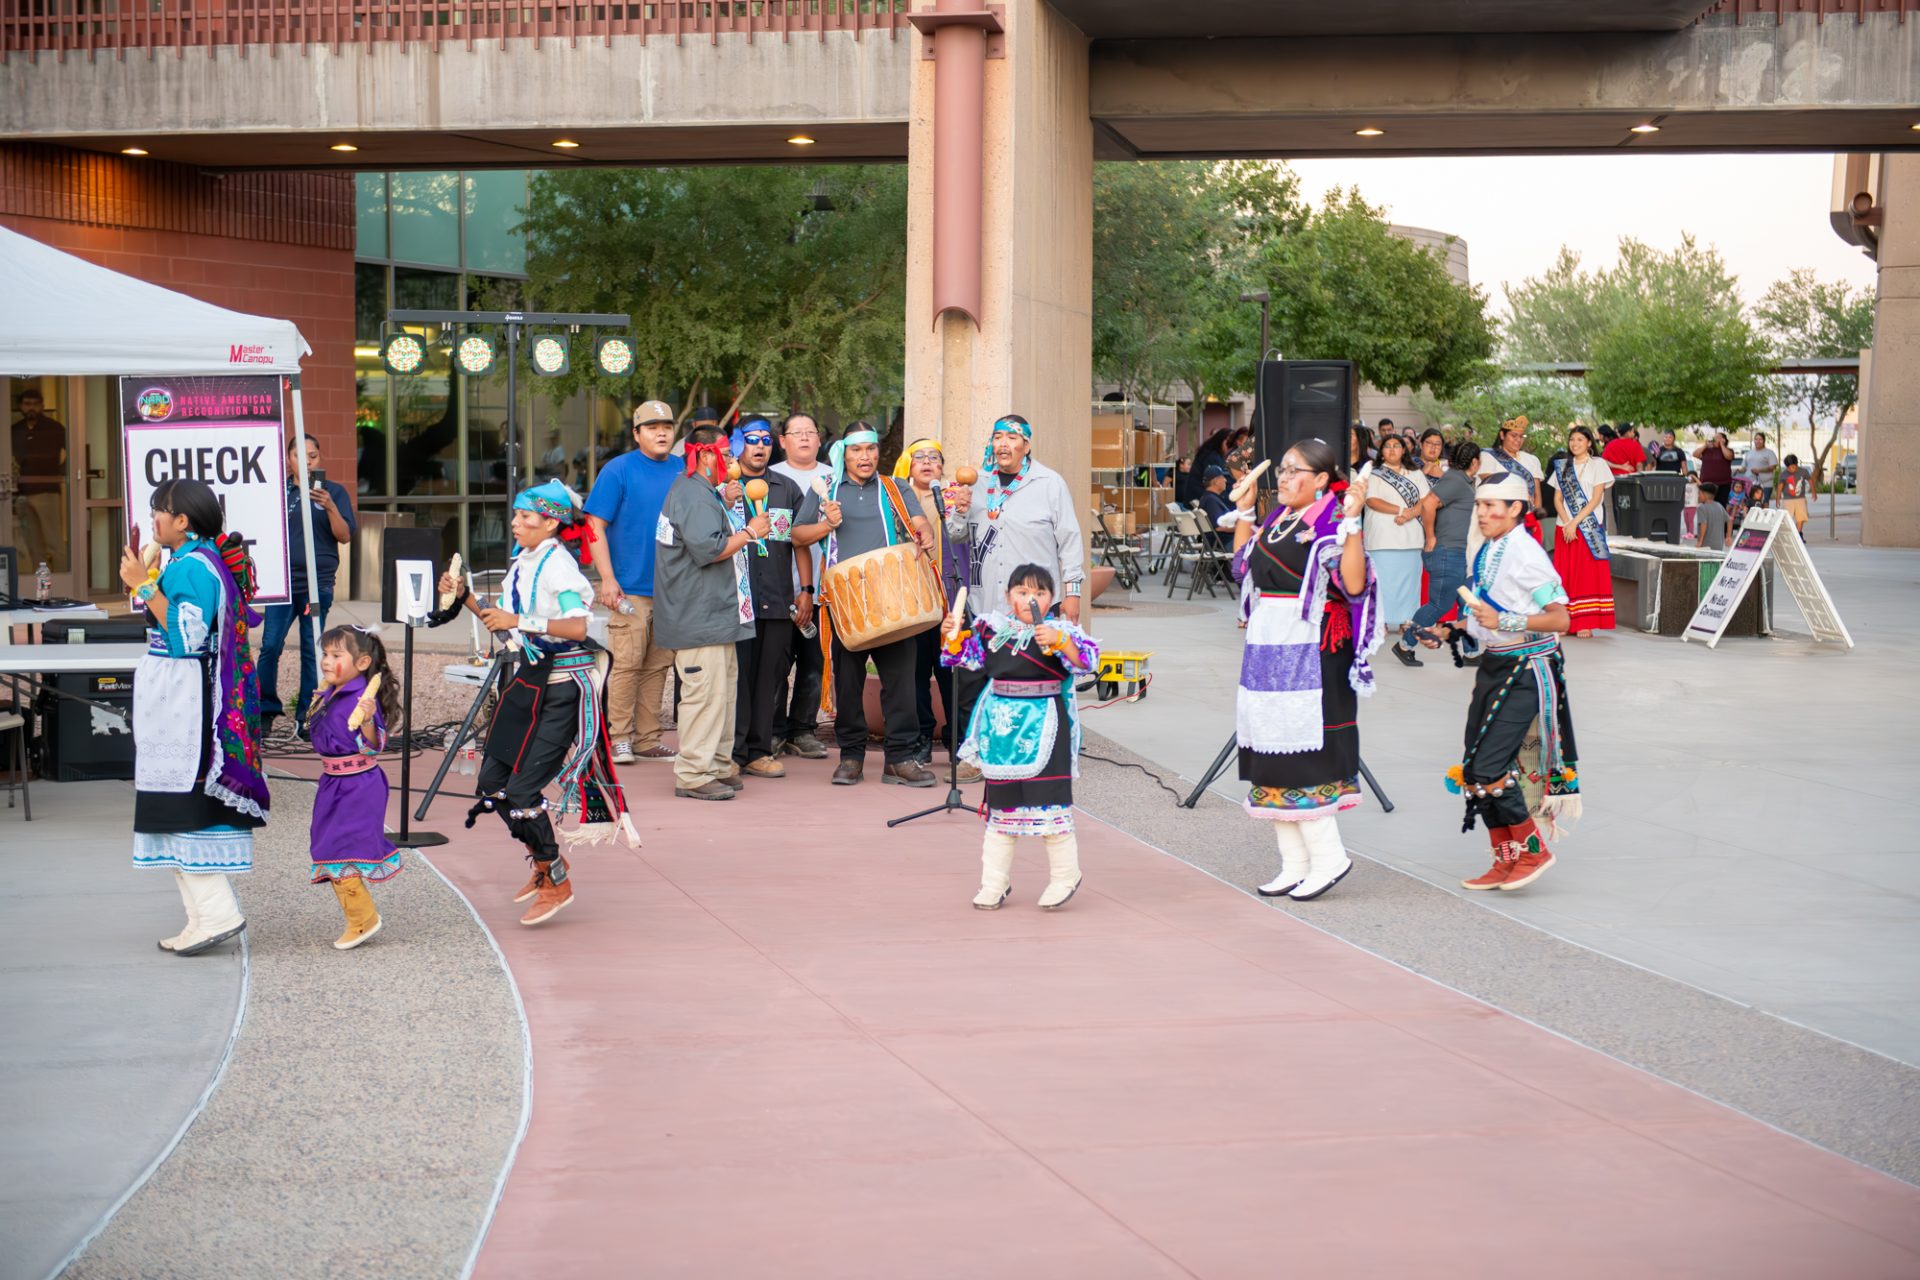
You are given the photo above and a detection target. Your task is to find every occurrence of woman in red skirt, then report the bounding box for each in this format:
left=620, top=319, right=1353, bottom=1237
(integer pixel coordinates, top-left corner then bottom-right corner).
left=1546, top=426, right=1616, bottom=636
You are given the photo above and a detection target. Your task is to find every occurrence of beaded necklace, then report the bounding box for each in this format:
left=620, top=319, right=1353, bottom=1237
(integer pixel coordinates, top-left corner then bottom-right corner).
left=982, top=458, right=1031, bottom=521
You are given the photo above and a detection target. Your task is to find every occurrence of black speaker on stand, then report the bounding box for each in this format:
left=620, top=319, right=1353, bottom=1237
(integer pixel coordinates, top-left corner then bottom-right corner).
left=1254, top=359, right=1356, bottom=477
left=382, top=527, right=448, bottom=850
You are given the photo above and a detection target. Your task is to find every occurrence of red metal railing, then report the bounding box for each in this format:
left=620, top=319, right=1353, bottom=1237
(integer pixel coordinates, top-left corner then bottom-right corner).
left=1704, top=0, right=1914, bottom=20
left=2, top=1, right=914, bottom=62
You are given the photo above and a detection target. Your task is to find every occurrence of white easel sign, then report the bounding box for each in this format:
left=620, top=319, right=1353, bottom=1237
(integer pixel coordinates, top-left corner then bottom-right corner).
left=1682, top=508, right=1852, bottom=649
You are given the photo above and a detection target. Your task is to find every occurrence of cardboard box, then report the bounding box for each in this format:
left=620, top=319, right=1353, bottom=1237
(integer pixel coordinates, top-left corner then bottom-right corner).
left=1091, top=442, right=1126, bottom=469
left=1132, top=428, right=1170, bottom=463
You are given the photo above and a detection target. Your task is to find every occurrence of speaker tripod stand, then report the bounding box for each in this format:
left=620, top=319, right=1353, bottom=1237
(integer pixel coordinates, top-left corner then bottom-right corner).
left=1180, top=733, right=1394, bottom=813
left=413, top=642, right=514, bottom=824
left=887, top=664, right=972, bottom=828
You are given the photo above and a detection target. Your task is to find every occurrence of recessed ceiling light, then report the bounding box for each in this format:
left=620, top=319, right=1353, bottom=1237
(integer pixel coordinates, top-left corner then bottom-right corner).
left=1630, top=123, right=1661, bottom=134
left=551, top=139, right=581, bottom=149
left=120, top=147, right=148, bottom=156
left=330, top=142, right=358, bottom=153
left=787, top=135, right=817, bottom=146
left=1911, top=122, right=1920, bottom=131
left=1354, top=127, right=1385, bottom=138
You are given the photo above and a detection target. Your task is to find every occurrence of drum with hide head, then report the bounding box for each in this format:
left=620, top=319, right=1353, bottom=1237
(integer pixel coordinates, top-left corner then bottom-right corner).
left=821, top=542, right=944, bottom=651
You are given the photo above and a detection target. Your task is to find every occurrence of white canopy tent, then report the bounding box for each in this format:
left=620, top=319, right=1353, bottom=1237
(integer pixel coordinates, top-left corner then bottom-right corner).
left=0, top=225, right=320, bottom=593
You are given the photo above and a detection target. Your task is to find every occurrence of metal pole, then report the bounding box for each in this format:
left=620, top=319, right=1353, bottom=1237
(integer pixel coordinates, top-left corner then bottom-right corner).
left=504, top=323, right=521, bottom=504
left=1259, top=299, right=1270, bottom=363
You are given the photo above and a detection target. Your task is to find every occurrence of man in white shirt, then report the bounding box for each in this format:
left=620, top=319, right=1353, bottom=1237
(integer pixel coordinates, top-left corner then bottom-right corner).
left=770, top=413, right=832, bottom=758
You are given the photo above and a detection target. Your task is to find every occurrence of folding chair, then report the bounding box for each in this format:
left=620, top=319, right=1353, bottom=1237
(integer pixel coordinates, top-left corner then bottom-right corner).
left=1148, top=502, right=1187, bottom=578
left=1163, top=508, right=1202, bottom=597
left=1098, top=510, right=1136, bottom=591
left=1174, top=508, right=1232, bottom=600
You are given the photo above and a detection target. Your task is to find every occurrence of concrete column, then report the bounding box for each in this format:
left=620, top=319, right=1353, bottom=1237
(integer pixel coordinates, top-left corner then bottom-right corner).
left=904, top=0, right=1093, bottom=536
left=1862, top=152, right=1920, bottom=548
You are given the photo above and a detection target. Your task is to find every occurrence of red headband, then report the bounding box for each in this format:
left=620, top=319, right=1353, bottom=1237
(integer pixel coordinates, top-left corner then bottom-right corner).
left=685, top=439, right=729, bottom=481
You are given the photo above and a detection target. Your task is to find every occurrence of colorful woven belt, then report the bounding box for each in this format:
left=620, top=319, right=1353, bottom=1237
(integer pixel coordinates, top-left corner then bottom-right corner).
left=1482, top=635, right=1560, bottom=660
left=320, top=754, right=377, bottom=776
left=991, top=678, right=1063, bottom=697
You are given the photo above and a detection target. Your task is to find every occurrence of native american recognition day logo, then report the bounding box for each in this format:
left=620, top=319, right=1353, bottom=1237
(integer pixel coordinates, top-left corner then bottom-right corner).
left=134, top=386, right=174, bottom=422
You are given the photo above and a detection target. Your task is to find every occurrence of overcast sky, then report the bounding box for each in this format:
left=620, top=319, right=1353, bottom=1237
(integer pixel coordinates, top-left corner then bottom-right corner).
left=1288, top=153, right=1879, bottom=314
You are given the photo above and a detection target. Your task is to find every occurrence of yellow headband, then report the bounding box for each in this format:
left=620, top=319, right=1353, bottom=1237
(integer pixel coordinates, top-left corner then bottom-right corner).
left=892, top=438, right=944, bottom=478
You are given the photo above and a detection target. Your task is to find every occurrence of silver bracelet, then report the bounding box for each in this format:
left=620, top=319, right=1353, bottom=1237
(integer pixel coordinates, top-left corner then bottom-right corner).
left=518, top=614, right=549, bottom=635
left=1063, top=580, right=1084, bottom=598
left=1497, top=611, right=1527, bottom=633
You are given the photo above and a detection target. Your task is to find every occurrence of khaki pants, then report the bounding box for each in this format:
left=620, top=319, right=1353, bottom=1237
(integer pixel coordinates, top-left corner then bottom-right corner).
left=672, top=644, right=738, bottom=789
left=605, top=598, right=676, bottom=749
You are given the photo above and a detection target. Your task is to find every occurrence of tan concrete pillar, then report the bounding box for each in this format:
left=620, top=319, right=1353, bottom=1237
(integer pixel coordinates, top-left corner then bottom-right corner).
left=904, top=0, right=1093, bottom=542
left=1862, top=152, right=1920, bottom=548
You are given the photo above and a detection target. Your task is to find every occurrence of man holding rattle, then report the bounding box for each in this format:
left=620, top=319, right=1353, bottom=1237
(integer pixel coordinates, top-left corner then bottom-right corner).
left=1420, top=471, right=1584, bottom=893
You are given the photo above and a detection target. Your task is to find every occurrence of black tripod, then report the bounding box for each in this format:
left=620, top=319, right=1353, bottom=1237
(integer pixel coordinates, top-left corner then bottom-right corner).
left=413, top=642, right=514, bottom=824
left=887, top=662, right=972, bottom=828
left=1180, top=732, right=1394, bottom=813
left=393, top=620, right=450, bottom=848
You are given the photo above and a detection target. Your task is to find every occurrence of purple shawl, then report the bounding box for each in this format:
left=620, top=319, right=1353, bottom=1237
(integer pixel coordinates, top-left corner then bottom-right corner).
left=183, top=542, right=272, bottom=821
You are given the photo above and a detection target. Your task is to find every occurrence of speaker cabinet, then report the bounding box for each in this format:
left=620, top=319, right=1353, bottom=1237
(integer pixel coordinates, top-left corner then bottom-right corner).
left=380, top=527, right=444, bottom=625
left=1254, top=360, right=1354, bottom=478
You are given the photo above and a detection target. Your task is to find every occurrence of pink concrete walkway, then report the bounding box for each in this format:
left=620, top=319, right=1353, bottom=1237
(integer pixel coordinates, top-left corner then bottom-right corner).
left=423, top=754, right=1920, bottom=1279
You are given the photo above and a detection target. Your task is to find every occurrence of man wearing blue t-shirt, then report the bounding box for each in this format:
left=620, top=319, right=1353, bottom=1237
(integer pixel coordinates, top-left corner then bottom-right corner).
left=586, top=400, right=683, bottom=764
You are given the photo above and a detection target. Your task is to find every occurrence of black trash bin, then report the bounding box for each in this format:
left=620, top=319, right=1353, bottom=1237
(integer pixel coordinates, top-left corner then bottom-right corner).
left=1611, top=473, right=1684, bottom=545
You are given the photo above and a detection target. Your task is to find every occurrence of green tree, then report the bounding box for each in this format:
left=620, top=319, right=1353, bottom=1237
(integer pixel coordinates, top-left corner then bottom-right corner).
left=1258, top=188, right=1495, bottom=399
left=1092, top=160, right=1300, bottom=430
left=513, top=165, right=908, bottom=420
left=1754, top=268, right=1874, bottom=482
left=1586, top=299, right=1771, bottom=432
left=1411, top=373, right=1591, bottom=446
left=1503, top=235, right=1743, bottom=365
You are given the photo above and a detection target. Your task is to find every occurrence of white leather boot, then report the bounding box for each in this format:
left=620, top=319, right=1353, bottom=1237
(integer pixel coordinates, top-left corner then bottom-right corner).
left=1037, top=833, right=1082, bottom=910
left=1288, top=817, right=1354, bottom=901
left=157, top=870, right=200, bottom=951
left=1257, top=823, right=1310, bottom=897
left=974, top=832, right=1016, bottom=909
left=173, top=874, right=247, bottom=955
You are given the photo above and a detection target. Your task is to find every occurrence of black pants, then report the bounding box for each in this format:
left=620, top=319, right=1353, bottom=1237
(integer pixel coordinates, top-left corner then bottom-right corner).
left=477, top=675, right=578, bottom=864
left=734, top=617, right=795, bottom=764
left=831, top=628, right=919, bottom=764
left=912, top=627, right=941, bottom=746
left=1461, top=655, right=1540, bottom=829
left=775, top=617, right=824, bottom=743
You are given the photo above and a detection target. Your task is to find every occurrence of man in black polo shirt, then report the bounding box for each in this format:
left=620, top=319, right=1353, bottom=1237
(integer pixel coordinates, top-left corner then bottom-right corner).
left=793, top=424, right=936, bottom=788
left=261, top=433, right=356, bottom=738
left=728, top=418, right=814, bottom=779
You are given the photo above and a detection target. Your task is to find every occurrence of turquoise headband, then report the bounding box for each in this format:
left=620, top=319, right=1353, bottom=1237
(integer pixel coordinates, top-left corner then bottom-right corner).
left=827, top=428, right=882, bottom=485
left=514, top=480, right=579, bottom=523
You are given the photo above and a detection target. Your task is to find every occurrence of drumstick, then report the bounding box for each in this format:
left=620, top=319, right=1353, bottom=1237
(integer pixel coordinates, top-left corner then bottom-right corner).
left=440, top=552, right=465, bottom=611
left=348, top=673, right=382, bottom=734
left=1229, top=459, right=1271, bottom=503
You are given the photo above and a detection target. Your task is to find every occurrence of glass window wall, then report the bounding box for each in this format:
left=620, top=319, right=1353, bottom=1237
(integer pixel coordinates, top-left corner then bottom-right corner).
left=354, top=170, right=620, bottom=578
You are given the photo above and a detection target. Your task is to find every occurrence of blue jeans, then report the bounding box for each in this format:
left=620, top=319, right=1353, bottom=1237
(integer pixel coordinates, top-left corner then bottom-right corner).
left=1403, top=545, right=1468, bottom=645
left=258, top=588, right=332, bottom=725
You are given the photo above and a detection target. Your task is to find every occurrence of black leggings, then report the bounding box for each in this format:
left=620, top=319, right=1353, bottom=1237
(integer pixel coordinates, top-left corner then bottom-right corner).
left=474, top=677, right=580, bottom=863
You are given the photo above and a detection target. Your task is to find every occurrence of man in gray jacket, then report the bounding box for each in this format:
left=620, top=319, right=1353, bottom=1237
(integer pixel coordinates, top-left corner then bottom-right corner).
left=654, top=425, right=769, bottom=800
left=954, top=412, right=1087, bottom=733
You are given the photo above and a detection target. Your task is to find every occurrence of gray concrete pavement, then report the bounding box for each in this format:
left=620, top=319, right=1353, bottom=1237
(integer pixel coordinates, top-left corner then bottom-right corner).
left=1083, top=539, right=1920, bottom=1066
left=0, top=780, right=244, bottom=1280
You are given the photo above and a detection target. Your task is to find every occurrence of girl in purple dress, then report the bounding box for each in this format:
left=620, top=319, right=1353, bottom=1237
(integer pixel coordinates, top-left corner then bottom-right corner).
left=307, top=626, right=402, bottom=949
